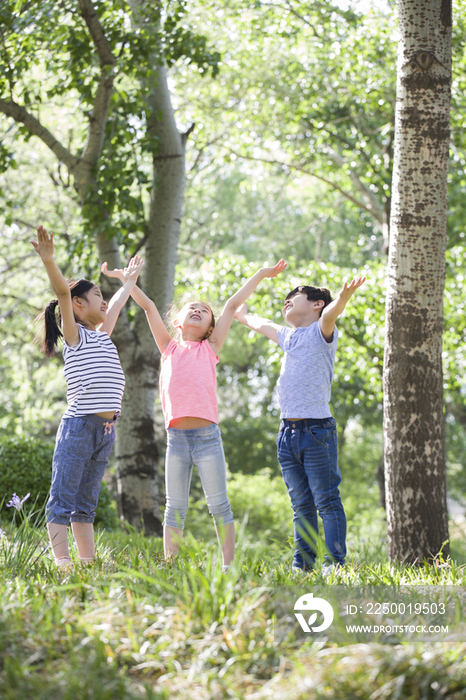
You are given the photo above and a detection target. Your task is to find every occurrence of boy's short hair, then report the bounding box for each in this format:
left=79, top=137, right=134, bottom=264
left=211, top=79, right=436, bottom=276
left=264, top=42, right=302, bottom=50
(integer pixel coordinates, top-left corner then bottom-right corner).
left=285, top=285, right=333, bottom=316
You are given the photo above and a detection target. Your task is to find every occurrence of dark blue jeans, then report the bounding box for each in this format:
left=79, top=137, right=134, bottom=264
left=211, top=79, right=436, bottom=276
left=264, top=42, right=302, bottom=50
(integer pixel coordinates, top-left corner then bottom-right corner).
left=277, top=417, right=346, bottom=569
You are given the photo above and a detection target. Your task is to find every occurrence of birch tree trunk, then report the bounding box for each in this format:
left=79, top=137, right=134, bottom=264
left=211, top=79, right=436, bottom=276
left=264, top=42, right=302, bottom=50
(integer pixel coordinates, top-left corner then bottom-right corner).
left=108, top=56, right=188, bottom=532
left=383, top=0, right=452, bottom=563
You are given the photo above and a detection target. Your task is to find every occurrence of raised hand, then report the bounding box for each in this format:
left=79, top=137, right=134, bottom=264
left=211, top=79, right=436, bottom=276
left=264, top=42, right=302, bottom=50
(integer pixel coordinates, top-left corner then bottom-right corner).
left=31, top=225, right=54, bottom=262
left=101, top=261, right=125, bottom=282
left=262, top=259, right=287, bottom=279
left=339, top=276, right=366, bottom=302
left=101, top=256, right=144, bottom=284
left=123, top=255, right=144, bottom=282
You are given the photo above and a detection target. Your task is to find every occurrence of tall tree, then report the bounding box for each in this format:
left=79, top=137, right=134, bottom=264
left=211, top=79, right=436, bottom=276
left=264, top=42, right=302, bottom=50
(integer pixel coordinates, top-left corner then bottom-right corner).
left=383, top=0, right=452, bottom=563
left=0, top=0, right=219, bottom=532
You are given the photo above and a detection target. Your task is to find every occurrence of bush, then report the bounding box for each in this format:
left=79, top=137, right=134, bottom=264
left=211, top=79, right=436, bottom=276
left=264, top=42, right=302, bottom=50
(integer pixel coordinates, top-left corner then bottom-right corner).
left=227, top=469, right=293, bottom=542
left=185, top=468, right=293, bottom=544
left=0, top=436, right=119, bottom=529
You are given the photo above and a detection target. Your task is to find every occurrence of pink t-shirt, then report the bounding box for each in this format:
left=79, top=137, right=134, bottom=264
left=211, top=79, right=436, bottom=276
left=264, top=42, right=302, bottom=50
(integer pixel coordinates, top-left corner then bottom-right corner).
left=159, top=338, right=219, bottom=428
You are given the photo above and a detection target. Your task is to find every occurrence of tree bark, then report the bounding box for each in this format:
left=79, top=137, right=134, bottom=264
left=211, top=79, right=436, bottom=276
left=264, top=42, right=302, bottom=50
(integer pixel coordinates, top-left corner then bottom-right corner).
left=107, top=56, right=187, bottom=533
left=383, top=0, right=451, bottom=563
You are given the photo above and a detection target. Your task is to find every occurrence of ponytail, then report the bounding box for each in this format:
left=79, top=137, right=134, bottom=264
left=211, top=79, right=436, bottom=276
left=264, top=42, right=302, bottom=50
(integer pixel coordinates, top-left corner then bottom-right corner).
left=43, top=300, right=63, bottom=357
left=34, top=299, right=63, bottom=357
left=35, top=278, right=95, bottom=357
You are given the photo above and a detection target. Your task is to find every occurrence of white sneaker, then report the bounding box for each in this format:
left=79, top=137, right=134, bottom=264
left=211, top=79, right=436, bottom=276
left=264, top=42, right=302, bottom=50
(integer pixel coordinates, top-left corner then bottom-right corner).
left=322, top=563, right=342, bottom=579
left=54, top=557, right=73, bottom=572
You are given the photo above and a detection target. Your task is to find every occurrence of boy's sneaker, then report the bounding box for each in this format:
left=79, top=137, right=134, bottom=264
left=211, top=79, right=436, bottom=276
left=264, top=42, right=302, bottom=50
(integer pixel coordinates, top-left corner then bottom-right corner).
left=322, top=563, right=343, bottom=579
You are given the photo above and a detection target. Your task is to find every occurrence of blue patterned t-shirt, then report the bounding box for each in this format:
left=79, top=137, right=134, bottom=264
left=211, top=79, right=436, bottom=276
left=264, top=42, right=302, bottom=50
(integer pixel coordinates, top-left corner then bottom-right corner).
left=276, top=321, right=338, bottom=419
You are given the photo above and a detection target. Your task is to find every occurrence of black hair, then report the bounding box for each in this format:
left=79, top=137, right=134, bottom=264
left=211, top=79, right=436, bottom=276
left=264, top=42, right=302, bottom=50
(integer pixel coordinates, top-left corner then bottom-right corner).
left=285, top=285, right=333, bottom=317
left=36, top=279, right=96, bottom=357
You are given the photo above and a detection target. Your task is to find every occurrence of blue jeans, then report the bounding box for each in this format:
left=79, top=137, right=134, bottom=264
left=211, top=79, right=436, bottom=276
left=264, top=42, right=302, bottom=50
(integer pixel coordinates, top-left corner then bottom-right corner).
left=46, top=415, right=116, bottom=525
left=277, top=417, right=346, bottom=569
left=164, top=423, right=234, bottom=529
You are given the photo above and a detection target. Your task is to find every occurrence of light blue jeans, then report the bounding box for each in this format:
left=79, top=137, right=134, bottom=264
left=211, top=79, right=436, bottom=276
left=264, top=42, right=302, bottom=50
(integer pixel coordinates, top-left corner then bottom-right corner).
left=163, top=423, right=234, bottom=529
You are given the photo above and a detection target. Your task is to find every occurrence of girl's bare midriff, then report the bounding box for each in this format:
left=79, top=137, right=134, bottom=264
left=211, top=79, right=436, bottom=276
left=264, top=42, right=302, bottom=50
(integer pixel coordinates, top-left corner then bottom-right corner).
left=170, top=417, right=214, bottom=429
left=95, top=411, right=117, bottom=419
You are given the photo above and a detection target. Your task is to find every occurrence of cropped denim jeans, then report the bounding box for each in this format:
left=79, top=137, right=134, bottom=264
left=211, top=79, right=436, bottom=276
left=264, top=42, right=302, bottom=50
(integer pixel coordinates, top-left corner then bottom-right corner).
left=164, top=423, right=234, bottom=529
left=277, top=417, right=346, bottom=569
left=46, top=414, right=116, bottom=525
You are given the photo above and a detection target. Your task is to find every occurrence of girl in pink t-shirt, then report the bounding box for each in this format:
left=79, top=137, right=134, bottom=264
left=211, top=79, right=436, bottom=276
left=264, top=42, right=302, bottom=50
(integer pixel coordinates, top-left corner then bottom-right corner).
left=103, top=258, right=286, bottom=567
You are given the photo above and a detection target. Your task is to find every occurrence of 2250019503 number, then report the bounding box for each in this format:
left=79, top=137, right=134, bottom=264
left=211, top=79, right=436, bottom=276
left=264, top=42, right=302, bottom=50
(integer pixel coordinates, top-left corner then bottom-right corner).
left=365, top=602, right=446, bottom=615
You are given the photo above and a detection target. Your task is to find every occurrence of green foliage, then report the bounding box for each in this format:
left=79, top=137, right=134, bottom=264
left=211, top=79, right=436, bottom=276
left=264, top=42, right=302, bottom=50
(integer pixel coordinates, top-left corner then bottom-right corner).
left=0, top=436, right=119, bottom=529
left=186, top=468, right=293, bottom=543
left=0, top=0, right=221, bottom=251
left=447, top=1, right=466, bottom=247
left=339, top=423, right=383, bottom=518
left=181, top=168, right=383, bottom=268
left=0, top=437, right=53, bottom=508
left=227, top=469, right=292, bottom=541
left=176, top=0, right=395, bottom=250
left=222, top=414, right=279, bottom=474
left=177, top=0, right=466, bottom=255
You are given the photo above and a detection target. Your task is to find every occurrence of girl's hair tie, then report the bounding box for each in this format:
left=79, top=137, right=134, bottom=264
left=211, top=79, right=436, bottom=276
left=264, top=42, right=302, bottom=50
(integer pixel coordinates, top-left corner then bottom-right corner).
left=44, top=298, right=61, bottom=322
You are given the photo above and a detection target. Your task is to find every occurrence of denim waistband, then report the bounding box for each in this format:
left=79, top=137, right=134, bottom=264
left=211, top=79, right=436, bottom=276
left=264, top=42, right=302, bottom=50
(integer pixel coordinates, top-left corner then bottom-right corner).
left=167, top=423, right=219, bottom=438
left=72, top=413, right=119, bottom=426
left=280, top=417, right=334, bottom=430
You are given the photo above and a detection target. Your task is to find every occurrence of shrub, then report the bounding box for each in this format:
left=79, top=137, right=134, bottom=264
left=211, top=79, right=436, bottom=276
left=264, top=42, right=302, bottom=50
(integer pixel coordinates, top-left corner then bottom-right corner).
left=227, top=469, right=293, bottom=542
left=185, top=468, right=293, bottom=544
left=0, top=436, right=119, bottom=529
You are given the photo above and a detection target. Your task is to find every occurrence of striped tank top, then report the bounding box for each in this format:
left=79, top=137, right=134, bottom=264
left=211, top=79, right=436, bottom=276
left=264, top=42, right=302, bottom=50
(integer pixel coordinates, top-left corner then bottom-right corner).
left=62, top=324, right=125, bottom=418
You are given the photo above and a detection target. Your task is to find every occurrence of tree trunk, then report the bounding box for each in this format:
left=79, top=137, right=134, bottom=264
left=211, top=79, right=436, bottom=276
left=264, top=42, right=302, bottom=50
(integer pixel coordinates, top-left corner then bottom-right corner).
left=113, top=314, right=162, bottom=533
left=108, top=56, right=187, bottom=533
left=383, top=0, right=452, bottom=563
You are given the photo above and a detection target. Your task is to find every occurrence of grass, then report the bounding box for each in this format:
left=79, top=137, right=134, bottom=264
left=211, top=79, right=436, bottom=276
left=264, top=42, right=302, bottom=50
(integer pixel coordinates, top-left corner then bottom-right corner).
left=1, top=515, right=466, bottom=699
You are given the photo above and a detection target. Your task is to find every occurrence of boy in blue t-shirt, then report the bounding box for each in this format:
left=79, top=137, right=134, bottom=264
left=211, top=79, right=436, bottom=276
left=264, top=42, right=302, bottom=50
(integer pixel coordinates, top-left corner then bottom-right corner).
left=235, top=275, right=365, bottom=574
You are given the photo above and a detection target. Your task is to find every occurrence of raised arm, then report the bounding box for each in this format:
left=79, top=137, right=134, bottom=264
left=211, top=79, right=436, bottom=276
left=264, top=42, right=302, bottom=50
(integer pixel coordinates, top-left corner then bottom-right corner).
left=320, top=276, right=366, bottom=341
left=98, top=256, right=144, bottom=337
left=233, top=303, right=282, bottom=344
left=31, top=225, right=80, bottom=347
left=209, top=259, right=287, bottom=355
left=101, top=262, right=172, bottom=353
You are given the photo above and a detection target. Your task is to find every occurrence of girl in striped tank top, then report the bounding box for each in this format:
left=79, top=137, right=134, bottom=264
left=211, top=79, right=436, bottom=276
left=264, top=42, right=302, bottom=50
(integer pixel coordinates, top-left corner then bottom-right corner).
left=32, top=225, right=143, bottom=569
left=103, top=258, right=287, bottom=570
